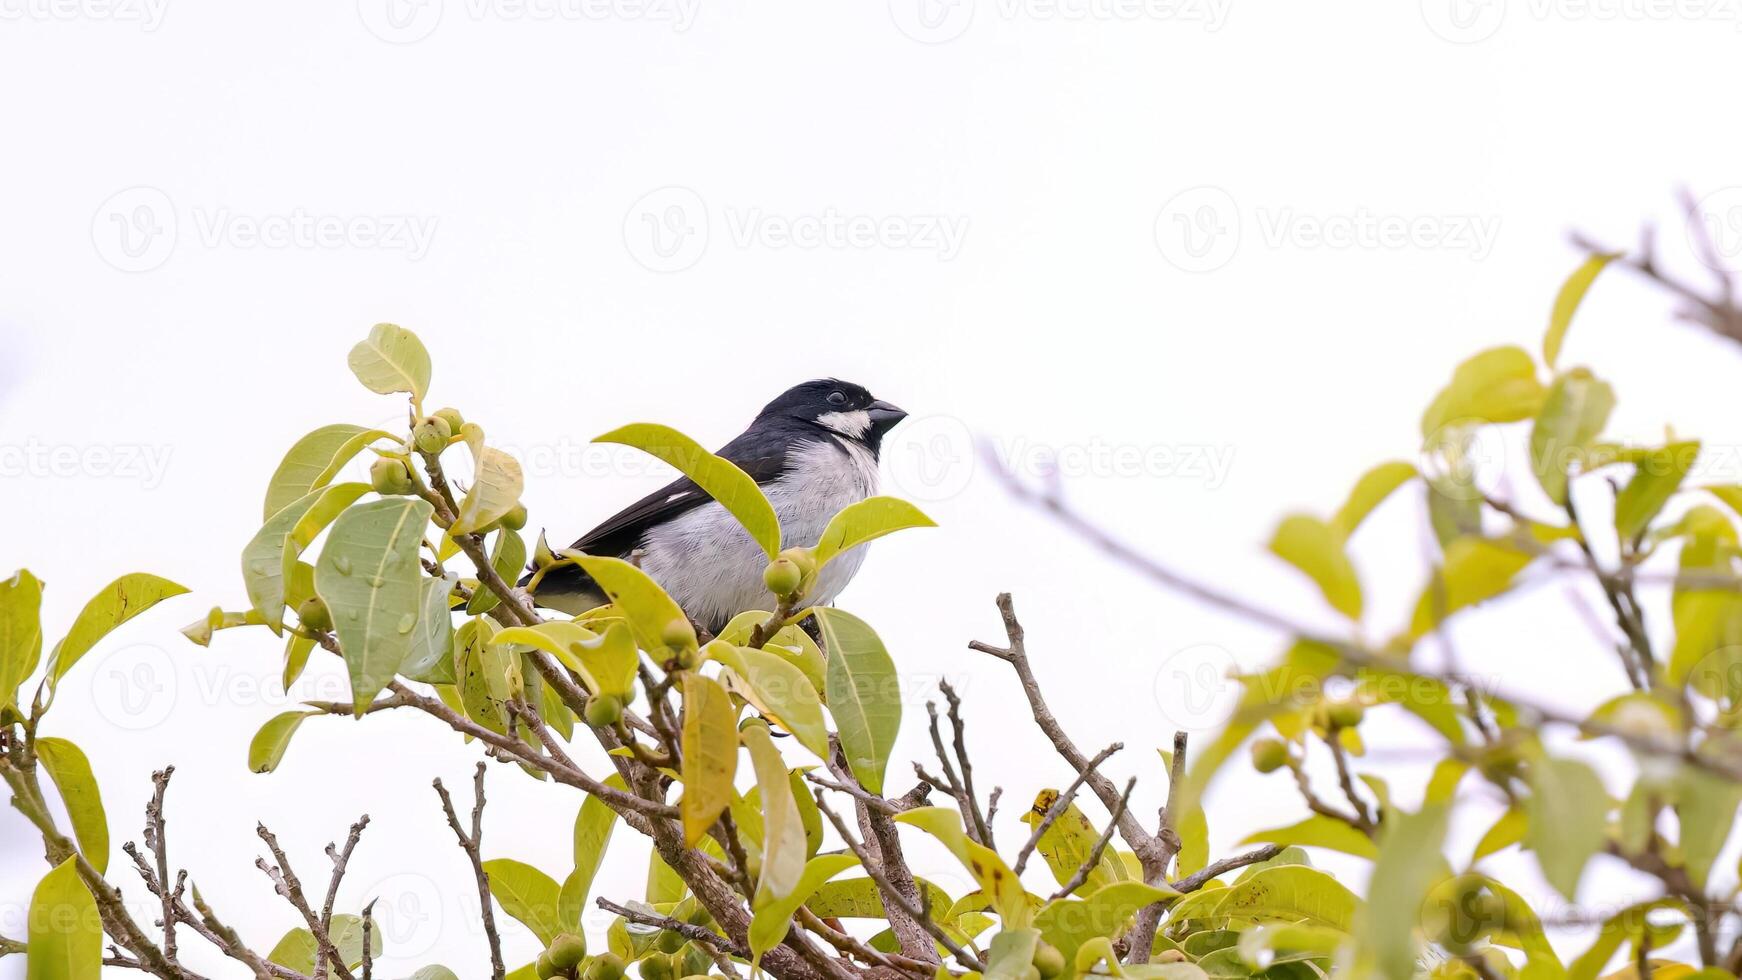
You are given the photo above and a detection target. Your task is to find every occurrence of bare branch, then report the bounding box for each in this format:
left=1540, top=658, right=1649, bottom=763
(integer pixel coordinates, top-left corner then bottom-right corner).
left=435, top=764, right=505, bottom=980
left=1047, top=777, right=1135, bottom=902
left=596, top=898, right=747, bottom=957
left=1013, top=742, right=1122, bottom=876
left=255, top=823, right=356, bottom=980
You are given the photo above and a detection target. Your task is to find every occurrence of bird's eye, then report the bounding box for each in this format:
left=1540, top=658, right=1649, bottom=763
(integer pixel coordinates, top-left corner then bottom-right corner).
left=826, top=391, right=847, bottom=406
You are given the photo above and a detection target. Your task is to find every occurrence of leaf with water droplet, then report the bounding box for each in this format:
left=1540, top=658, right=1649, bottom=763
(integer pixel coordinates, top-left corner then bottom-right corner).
left=314, top=498, right=433, bottom=714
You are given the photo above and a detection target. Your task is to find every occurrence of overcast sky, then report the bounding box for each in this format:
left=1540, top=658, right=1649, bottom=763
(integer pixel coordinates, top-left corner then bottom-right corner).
left=5, top=2, right=1742, bottom=977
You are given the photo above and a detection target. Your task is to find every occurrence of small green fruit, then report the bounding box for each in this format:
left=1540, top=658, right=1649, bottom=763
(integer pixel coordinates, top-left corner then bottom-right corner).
left=536, top=951, right=561, bottom=980
left=586, top=953, right=626, bottom=980
left=655, top=928, right=684, bottom=954
left=585, top=693, right=624, bottom=727
left=662, top=617, right=695, bottom=651
left=777, top=547, right=817, bottom=580
left=639, top=953, right=674, bottom=980
left=763, top=557, right=802, bottom=596
left=1250, top=738, right=1289, bottom=774
left=1327, top=700, right=1365, bottom=729
left=548, top=933, right=587, bottom=971
left=1156, top=950, right=1187, bottom=964
left=414, top=415, right=453, bottom=454
left=1032, top=943, right=1065, bottom=979
left=370, top=457, right=414, bottom=495
left=296, top=597, right=332, bottom=633
left=501, top=503, right=529, bottom=531
left=434, top=407, right=466, bottom=431
left=1019, top=965, right=1041, bottom=980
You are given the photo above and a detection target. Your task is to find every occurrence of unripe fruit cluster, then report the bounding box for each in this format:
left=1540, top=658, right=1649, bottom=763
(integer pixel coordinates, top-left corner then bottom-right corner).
left=370, top=458, right=414, bottom=496
left=414, top=415, right=453, bottom=455
left=535, top=933, right=587, bottom=979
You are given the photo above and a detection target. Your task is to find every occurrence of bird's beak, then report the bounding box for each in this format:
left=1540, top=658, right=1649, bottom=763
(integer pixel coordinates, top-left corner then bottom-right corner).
left=866, top=399, right=907, bottom=433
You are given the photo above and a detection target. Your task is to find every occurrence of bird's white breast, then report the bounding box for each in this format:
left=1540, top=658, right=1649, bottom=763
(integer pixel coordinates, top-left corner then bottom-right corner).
left=637, top=436, right=880, bottom=630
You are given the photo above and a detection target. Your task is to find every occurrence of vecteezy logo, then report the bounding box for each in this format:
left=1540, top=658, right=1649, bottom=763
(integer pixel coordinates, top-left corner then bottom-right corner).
left=361, top=872, right=445, bottom=956
left=92, top=187, right=177, bottom=273
left=1689, top=187, right=1742, bottom=272
left=358, top=0, right=443, bottom=43
left=885, top=414, right=975, bottom=503
left=1420, top=0, right=1505, bottom=43
left=89, top=643, right=178, bottom=731
left=623, top=186, right=709, bottom=273
left=1152, top=643, right=1240, bottom=732
left=1153, top=186, right=1240, bottom=273
left=888, top=0, right=974, bottom=43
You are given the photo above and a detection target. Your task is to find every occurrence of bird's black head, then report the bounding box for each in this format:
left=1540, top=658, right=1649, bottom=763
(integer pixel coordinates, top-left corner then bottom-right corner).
left=757, top=379, right=908, bottom=451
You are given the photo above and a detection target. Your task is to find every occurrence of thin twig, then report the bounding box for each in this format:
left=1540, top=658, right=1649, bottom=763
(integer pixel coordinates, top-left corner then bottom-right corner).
left=1013, top=743, right=1122, bottom=876
left=435, top=764, right=505, bottom=980
left=1048, top=777, right=1136, bottom=901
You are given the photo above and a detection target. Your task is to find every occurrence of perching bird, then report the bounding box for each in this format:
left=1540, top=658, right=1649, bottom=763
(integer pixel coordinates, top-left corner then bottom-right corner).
left=524, top=380, right=908, bottom=632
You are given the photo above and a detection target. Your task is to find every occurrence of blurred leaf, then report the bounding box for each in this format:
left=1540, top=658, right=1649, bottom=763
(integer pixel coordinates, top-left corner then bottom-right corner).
left=1568, top=899, right=1682, bottom=980
left=263, top=424, right=392, bottom=521
left=1269, top=515, right=1362, bottom=620
left=1166, top=865, right=1356, bottom=932
left=50, top=574, right=188, bottom=684
left=748, top=853, right=859, bottom=965
left=1035, top=880, right=1173, bottom=965
left=710, top=643, right=829, bottom=759
left=1022, top=790, right=1129, bottom=891
left=1530, top=369, right=1615, bottom=505
left=895, top=806, right=1031, bottom=926
left=1408, top=538, right=1532, bottom=639
left=596, top=422, right=781, bottom=559
left=248, top=711, right=312, bottom=774
left=680, top=673, right=739, bottom=846
left=1672, top=768, right=1741, bottom=890
left=313, top=497, right=433, bottom=713
left=813, top=497, right=936, bottom=567
left=0, top=569, right=44, bottom=709
left=1527, top=755, right=1608, bottom=899
left=1544, top=253, right=1618, bottom=368
left=1175, top=804, right=1209, bottom=878
left=1331, top=462, right=1417, bottom=537
left=466, top=530, right=526, bottom=615
left=483, top=859, right=564, bottom=946
left=1420, top=346, right=1545, bottom=438
left=1472, top=807, right=1526, bottom=863
left=35, top=738, right=109, bottom=874
left=744, top=723, right=806, bottom=908
left=811, top=608, right=901, bottom=795
left=1361, top=805, right=1448, bottom=980
left=27, top=857, right=100, bottom=979
left=574, top=556, right=694, bottom=656
left=400, top=577, right=456, bottom=684
left=558, top=773, right=626, bottom=929
left=348, top=322, right=431, bottom=402
left=452, top=446, right=524, bottom=535
left=1239, top=815, right=1377, bottom=860
left=1615, top=441, right=1699, bottom=542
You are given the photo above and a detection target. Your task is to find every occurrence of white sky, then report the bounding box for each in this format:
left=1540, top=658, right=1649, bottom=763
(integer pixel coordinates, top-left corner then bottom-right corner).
left=5, top=2, right=1742, bottom=977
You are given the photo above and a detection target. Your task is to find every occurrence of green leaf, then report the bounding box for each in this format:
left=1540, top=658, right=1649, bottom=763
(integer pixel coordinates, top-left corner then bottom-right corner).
left=493, top=620, right=638, bottom=699
left=1330, top=462, right=1417, bottom=537
left=27, top=857, right=100, bottom=980
left=483, top=859, right=564, bottom=946
left=813, top=496, right=936, bottom=567
left=1035, top=881, right=1174, bottom=964
left=410, top=969, right=461, bottom=980
left=558, top=773, right=626, bottom=929
left=466, top=530, right=526, bottom=615
left=720, top=612, right=826, bottom=693
left=596, top=422, right=781, bottom=558
left=1021, top=790, right=1129, bottom=892
left=282, top=633, right=315, bottom=691
left=1239, top=815, right=1377, bottom=860
left=50, top=574, right=189, bottom=684
left=1165, top=865, right=1357, bottom=932
left=895, top=807, right=1031, bottom=926
left=749, top=853, right=860, bottom=965
left=744, top=722, right=807, bottom=908
left=313, top=497, right=434, bottom=713
left=400, top=577, right=456, bottom=684
left=456, top=617, right=509, bottom=734
left=804, top=876, right=953, bottom=920
left=811, top=608, right=901, bottom=795
left=1269, top=515, right=1362, bottom=620
left=266, top=914, right=379, bottom=973
left=1672, top=767, right=1742, bottom=890
left=709, top=643, right=829, bottom=760
left=1527, top=755, right=1609, bottom=898
left=646, top=850, right=686, bottom=905
left=1361, top=805, right=1448, bottom=980
left=1615, top=441, right=1699, bottom=542
left=1471, top=807, right=1526, bottom=862
left=985, top=927, right=1042, bottom=980
left=284, top=482, right=373, bottom=591
left=1408, top=538, right=1533, bottom=638
left=248, top=711, right=313, bottom=774
left=452, top=445, right=525, bottom=535
left=1544, top=252, right=1617, bottom=369
left=573, top=556, right=694, bottom=656
left=35, top=738, right=109, bottom=875
left=263, top=424, right=393, bottom=521
left=243, top=489, right=325, bottom=635
left=348, top=322, right=432, bottom=403
left=0, top=569, right=44, bottom=709
left=1420, top=345, right=1546, bottom=438
left=680, top=673, right=739, bottom=846
left=1529, top=369, right=1615, bottom=505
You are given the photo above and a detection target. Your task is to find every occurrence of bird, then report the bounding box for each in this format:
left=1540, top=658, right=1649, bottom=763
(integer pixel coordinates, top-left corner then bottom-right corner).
left=523, top=379, right=908, bottom=633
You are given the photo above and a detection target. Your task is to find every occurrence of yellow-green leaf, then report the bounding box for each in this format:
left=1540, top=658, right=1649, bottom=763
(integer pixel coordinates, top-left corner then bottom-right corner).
left=596, top=422, right=781, bottom=559
left=813, top=497, right=936, bottom=567
left=1269, top=515, right=1362, bottom=620
left=1239, top=814, right=1377, bottom=860
left=1408, top=538, right=1532, bottom=638
left=1530, top=369, right=1615, bottom=505
left=1472, top=807, right=1526, bottom=863
left=400, top=577, right=456, bottom=684
left=483, top=859, right=564, bottom=946
left=680, top=673, right=739, bottom=846
left=710, top=643, right=829, bottom=759
left=36, top=738, right=109, bottom=875
left=1420, top=345, right=1546, bottom=438
left=1021, top=790, right=1129, bottom=892
left=27, top=857, right=100, bottom=980
left=749, top=853, right=860, bottom=965
left=248, top=711, right=313, bottom=774
left=466, top=530, right=526, bottom=615
left=1527, top=755, right=1608, bottom=899
left=744, top=723, right=806, bottom=908
left=452, top=446, right=524, bottom=535
left=1545, top=252, right=1618, bottom=369
left=573, top=556, right=693, bottom=655
left=812, top=608, right=901, bottom=795
left=263, top=424, right=393, bottom=521
left=493, top=620, right=638, bottom=699
left=1615, top=441, right=1699, bottom=542
left=50, top=574, right=189, bottom=684
left=312, top=497, right=433, bottom=713
left=559, top=773, right=625, bottom=929
left=242, top=490, right=325, bottom=635
left=1035, top=881, right=1174, bottom=965
left=1330, top=462, right=1417, bottom=537
left=456, top=617, right=509, bottom=734
left=895, top=807, right=1031, bottom=926
left=1361, top=805, right=1448, bottom=980
left=0, top=569, right=44, bottom=709
left=348, top=323, right=432, bottom=402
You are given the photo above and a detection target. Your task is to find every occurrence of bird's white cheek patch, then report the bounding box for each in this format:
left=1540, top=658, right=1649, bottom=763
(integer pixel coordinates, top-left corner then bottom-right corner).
left=817, top=409, right=871, bottom=438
